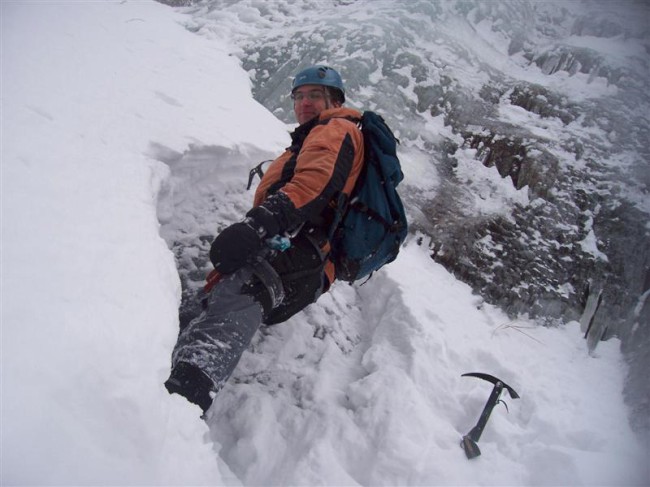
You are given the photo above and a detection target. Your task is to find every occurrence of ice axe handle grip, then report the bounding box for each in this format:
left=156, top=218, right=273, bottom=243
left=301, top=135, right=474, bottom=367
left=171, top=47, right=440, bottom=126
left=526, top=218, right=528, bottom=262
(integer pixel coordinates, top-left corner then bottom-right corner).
left=461, top=435, right=481, bottom=459
left=467, top=381, right=504, bottom=443
left=204, top=269, right=223, bottom=293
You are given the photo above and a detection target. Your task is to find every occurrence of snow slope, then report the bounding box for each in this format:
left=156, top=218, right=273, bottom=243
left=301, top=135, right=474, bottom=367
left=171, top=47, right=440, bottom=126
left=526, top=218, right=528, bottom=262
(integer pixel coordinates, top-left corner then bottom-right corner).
left=1, top=1, right=646, bottom=485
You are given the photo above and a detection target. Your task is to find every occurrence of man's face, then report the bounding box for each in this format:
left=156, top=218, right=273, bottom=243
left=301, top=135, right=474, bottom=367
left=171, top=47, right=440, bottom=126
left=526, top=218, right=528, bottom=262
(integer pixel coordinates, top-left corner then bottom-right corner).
left=292, top=85, right=340, bottom=125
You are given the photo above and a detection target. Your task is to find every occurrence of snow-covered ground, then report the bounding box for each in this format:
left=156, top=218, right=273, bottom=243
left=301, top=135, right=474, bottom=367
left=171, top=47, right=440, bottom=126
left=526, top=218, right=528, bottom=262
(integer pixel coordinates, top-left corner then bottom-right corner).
left=2, top=1, right=647, bottom=485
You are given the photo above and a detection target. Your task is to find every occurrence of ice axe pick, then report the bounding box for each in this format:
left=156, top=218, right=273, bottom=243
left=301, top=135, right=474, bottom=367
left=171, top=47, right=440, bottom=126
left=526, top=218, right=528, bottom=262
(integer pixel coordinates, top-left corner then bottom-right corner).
left=460, top=372, right=520, bottom=460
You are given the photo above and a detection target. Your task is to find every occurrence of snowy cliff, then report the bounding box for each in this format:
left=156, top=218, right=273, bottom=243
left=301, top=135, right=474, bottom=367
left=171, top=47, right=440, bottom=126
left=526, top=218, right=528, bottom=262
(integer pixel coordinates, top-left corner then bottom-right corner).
left=2, top=1, right=648, bottom=485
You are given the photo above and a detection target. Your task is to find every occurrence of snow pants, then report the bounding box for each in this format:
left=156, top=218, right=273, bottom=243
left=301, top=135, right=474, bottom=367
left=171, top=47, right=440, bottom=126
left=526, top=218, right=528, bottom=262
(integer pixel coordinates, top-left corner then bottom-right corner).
left=168, top=233, right=326, bottom=402
left=170, top=268, right=263, bottom=392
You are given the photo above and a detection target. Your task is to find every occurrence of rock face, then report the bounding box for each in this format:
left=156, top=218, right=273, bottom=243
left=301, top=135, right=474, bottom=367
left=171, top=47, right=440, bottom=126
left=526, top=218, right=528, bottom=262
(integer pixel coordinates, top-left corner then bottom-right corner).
left=430, top=79, right=648, bottom=328
left=180, top=0, right=650, bottom=434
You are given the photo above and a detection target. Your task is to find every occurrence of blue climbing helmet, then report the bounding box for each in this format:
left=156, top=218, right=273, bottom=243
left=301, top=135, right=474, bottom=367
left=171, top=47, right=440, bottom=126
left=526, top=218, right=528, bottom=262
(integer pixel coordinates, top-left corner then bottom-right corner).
left=292, top=65, right=345, bottom=102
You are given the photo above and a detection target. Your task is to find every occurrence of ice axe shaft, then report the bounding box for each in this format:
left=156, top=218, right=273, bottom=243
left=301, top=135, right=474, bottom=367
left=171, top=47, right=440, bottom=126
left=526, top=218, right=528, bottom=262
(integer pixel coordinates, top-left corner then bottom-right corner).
left=460, top=372, right=520, bottom=460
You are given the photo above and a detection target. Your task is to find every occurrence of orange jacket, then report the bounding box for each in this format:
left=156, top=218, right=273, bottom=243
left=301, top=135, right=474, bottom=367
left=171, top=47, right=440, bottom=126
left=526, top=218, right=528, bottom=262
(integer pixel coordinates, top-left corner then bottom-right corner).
left=253, top=107, right=365, bottom=284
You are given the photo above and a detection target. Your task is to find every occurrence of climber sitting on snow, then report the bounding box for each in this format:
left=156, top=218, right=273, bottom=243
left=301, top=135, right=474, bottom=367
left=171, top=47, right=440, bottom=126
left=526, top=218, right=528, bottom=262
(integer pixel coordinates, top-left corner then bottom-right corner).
left=165, top=65, right=365, bottom=413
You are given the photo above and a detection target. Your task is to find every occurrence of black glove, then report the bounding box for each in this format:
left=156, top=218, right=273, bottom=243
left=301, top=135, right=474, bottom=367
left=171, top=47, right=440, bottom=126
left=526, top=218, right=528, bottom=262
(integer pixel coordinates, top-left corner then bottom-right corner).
left=209, top=222, right=263, bottom=274
left=209, top=206, right=281, bottom=275
left=245, top=205, right=280, bottom=237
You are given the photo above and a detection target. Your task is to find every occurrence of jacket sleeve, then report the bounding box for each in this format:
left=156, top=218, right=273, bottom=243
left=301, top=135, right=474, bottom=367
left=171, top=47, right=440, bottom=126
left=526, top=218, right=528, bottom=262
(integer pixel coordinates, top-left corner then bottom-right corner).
left=253, top=151, right=290, bottom=208
left=259, top=118, right=364, bottom=233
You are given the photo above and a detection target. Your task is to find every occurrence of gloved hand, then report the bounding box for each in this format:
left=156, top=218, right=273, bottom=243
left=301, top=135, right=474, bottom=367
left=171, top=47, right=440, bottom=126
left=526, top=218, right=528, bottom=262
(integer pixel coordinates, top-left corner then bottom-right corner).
left=209, top=221, right=263, bottom=274
left=209, top=205, right=281, bottom=275
left=245, top=205, right=280, bottom=237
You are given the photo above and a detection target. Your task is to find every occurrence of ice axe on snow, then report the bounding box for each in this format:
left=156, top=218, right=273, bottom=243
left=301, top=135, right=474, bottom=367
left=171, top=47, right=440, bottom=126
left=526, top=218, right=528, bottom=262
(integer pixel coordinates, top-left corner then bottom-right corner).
left=460, top=372, right=520, bottom=460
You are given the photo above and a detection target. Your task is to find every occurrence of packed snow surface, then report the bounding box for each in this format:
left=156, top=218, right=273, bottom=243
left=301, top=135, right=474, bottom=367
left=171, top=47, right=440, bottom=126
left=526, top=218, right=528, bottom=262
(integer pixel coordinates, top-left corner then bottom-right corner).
left=2, top=1, right=646, bottom=485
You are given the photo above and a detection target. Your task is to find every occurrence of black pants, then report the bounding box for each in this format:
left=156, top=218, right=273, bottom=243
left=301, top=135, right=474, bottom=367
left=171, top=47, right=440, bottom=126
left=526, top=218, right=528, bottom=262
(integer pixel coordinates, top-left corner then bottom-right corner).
left=243, top=232, right=326, bottom=325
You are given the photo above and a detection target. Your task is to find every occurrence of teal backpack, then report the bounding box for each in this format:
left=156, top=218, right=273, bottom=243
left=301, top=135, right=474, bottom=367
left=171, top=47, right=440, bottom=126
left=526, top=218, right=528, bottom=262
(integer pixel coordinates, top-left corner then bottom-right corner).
left=329, top=111, right=408, bottom=282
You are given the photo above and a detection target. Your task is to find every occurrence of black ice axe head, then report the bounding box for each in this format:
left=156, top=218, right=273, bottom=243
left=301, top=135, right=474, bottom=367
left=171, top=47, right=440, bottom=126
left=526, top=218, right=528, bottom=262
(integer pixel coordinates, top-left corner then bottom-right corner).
left=460, top=372, right=520, bottom=460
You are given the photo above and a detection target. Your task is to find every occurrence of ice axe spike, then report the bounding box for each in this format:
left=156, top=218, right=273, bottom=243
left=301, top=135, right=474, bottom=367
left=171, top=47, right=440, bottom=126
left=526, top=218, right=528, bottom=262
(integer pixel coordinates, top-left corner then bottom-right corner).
left=460, top=372, right=520, bottom=460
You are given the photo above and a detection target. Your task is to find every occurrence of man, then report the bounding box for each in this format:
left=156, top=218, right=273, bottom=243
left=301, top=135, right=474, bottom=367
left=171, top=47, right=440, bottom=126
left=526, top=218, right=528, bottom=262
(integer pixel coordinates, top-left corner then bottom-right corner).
left=164, top=66, right=365, bottom=413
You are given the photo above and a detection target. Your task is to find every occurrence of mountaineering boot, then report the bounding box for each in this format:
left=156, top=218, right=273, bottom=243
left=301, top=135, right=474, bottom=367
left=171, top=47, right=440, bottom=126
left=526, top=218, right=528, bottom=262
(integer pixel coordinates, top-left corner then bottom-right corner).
left=164, top=361, right=215, bottom=413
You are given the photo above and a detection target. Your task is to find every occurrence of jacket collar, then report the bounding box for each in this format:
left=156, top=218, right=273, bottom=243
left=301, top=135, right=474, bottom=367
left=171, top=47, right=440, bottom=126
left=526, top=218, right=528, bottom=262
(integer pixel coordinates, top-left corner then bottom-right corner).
left=289, top=117, right=319, bottom=149
left=316, top=106, right=362, bottom=123
left=290, top=107, right=362, bottom=148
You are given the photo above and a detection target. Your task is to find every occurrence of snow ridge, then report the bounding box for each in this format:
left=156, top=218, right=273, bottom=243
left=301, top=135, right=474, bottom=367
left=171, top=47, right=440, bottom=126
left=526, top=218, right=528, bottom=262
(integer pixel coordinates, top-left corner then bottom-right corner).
left=2, top=1, right=647, bottom=485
